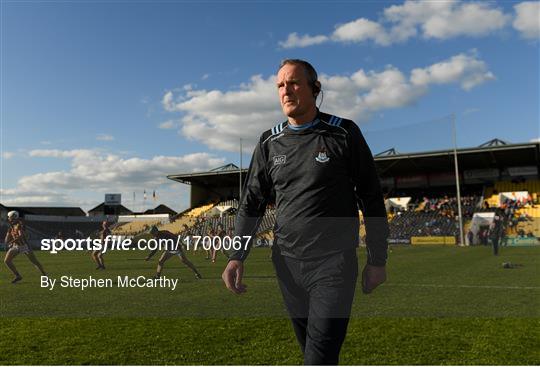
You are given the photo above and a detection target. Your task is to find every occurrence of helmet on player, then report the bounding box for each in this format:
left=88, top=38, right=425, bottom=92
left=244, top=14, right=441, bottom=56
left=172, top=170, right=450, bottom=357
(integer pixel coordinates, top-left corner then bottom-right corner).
left=7, top=211, right=19, bottom=222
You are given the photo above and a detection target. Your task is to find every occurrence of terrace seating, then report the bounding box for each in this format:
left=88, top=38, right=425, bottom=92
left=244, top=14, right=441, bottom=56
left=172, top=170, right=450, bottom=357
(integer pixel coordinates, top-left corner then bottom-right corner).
left=113, top=220, right=163, bottom=236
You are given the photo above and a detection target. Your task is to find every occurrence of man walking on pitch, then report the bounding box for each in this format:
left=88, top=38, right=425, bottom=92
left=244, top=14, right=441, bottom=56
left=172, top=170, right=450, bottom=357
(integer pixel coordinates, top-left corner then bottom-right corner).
left=489, top=215, right=504, bottom=256
left=222, top=59, right=389, bottom=364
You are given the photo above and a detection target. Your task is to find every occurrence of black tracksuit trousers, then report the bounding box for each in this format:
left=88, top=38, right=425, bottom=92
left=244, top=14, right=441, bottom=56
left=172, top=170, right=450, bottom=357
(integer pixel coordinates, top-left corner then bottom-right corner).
left=272, top=248, right=358, bottom=365
left=492, top=238, right=499, bottom=255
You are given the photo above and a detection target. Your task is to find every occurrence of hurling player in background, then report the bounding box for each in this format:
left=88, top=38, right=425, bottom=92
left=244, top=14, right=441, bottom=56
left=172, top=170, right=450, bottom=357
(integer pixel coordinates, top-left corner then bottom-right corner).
left=149, top=225, right=202, bottom=280
left=4, top=211, right=47, bottom=283
left=91, top=220, right=110, bottom=270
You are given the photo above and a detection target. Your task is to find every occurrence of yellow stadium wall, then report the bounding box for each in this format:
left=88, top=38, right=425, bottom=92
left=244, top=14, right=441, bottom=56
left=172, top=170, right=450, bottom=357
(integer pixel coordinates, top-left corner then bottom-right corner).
left=411, top=236, right=456, bottom=246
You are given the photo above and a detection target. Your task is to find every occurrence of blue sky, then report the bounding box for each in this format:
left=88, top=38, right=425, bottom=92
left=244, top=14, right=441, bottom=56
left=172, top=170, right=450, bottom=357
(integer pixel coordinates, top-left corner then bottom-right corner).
left=1, top=0, right=539, bottom=212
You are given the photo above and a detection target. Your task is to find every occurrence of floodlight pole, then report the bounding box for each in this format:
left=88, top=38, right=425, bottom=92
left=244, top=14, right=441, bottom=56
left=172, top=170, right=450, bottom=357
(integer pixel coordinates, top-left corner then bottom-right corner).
left=452, top=113, right=464, bottom=246
left=239, top=138, right=243, bottom=200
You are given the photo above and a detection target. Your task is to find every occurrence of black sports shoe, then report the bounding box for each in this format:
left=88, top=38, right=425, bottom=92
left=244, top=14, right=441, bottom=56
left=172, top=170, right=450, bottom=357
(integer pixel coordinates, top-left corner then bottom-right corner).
left=11, top=276, right=22, bottom=284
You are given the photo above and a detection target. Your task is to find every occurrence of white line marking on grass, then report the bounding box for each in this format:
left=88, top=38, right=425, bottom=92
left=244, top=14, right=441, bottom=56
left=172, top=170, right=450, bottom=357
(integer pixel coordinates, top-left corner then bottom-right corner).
left=385, top=283, right=540, bottom=290
left=202, top=278, right=540, bottom=290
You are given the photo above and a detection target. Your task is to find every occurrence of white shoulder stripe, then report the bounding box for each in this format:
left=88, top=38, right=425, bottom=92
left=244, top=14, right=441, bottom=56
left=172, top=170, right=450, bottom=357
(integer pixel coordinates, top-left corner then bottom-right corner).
left=327, top=115, right=343, bottom=126
left=322, top=115, right=347, bottom=133
left=272, top=121, right=287, bottom=135
left=264, top=121, right=287, bottom=145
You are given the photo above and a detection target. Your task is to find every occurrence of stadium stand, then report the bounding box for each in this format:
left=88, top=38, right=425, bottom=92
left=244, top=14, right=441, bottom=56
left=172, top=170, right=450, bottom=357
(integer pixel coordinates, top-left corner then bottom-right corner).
left=387, top=194, right=481, bottom=242
left=514, top=207, right=540, bottom=237
left=157, top=202, right=219, bottom=234
left=112, top=220, right=163, bottom=236
left=3, top=140, right=539, bottom=248
left=485, top=179, right=540, bottom=199
left=188, top=202, right=216, bottom=218
left=25, top=220, right=103, bottom=239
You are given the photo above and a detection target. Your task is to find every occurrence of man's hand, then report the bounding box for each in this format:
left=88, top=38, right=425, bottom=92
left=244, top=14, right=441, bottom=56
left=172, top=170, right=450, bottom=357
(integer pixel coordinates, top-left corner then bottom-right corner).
left=222, top=260, right=247, bottom=295
left=361, top=264, right=386, bottom=294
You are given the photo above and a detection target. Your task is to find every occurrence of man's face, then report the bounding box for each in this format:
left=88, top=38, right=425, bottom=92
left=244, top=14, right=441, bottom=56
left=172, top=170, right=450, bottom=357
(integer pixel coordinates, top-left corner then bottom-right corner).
left=277, top=63, right=316, bottom=119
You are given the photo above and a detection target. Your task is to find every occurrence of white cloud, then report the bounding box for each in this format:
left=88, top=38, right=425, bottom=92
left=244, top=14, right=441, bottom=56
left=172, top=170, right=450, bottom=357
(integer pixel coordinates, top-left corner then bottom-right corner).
left=2, top=149, right=225, bottom=209
left=385, top=1, right=509, bottom=40
left=24, top=149, right=225, bottom=190
left=96, top=134, right=114, bottom=141
left=410, top=51, right=495, bottom=90
left=162, top=91, right=176, bottom=112
left=278, top=32, right=329, bottom=48
left=0, top=185, right=190, bottom=212
left=163, top=51, right=494, bottom=152
left=279, top=0, right=510, bottom=48
left=30, top=149, right=94, bottom=159
left=530, top=137, right=540, bottom=143
left=0, top=188, right=85, bottom=206
left=332, top=18, right=390, bottom=45
left=158, top=120, right=179, bottom=130
left=2, top=151, right=15, bottom=159
left=513, top=2, right=540, bottom=39
left=164, top=74, right=283, bottom=152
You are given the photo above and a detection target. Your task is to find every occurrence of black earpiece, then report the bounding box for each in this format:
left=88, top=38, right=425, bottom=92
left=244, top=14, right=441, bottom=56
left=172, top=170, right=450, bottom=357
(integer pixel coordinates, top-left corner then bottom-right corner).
left=312, top=81, right=321, bottom=97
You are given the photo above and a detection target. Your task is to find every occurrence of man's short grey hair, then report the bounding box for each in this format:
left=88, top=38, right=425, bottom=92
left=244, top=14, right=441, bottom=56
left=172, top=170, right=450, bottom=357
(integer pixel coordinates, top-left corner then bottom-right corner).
left=278, top=59, right=319, bottom=89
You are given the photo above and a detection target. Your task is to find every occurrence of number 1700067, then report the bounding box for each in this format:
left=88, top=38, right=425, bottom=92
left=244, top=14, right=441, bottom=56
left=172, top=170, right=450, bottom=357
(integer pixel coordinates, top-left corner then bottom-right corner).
left=183, top=236, right=252, bottom=251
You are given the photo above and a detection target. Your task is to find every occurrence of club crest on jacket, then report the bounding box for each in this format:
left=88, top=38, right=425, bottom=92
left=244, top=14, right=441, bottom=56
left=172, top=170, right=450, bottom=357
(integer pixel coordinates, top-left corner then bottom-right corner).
left=315, top=148, right=330, bottom=163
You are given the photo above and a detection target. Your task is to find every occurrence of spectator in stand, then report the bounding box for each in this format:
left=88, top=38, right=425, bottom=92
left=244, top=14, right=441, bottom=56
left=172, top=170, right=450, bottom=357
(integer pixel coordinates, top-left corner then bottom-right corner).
left=467, top=229, right=474, bottom=246
left=519, top=211, right=532, bottom=222
left=480, top=228, right=489, bottom=246
left=511, top=216, right=519, bottom=231
left=526, top=193, right=533, bottom=207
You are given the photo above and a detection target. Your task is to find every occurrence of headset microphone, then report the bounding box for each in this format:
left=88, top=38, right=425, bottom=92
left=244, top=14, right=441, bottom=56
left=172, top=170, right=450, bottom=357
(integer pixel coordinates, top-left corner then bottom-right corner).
left=317, top=89, right=324, bottom=109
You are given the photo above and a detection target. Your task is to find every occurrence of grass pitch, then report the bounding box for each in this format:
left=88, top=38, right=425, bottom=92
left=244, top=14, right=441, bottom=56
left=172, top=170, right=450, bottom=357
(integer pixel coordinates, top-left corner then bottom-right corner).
left=1, top=245, right=539, bottom=365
